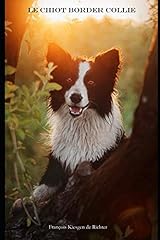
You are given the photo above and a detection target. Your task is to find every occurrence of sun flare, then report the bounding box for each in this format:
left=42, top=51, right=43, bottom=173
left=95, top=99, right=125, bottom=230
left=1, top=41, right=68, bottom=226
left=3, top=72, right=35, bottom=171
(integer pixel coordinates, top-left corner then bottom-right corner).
left=35, top=0, right=150, bottom=23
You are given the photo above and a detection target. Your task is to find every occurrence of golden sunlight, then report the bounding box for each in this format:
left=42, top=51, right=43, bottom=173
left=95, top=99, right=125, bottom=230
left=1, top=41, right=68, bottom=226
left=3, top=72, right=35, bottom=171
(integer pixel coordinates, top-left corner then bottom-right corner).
left=35, top=0, right=151, bottom=23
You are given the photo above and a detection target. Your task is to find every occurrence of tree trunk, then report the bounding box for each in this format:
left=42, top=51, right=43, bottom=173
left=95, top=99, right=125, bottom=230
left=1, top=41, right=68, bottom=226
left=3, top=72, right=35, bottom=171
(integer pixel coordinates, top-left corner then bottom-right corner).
left=5, top=0, right=33, bottom=82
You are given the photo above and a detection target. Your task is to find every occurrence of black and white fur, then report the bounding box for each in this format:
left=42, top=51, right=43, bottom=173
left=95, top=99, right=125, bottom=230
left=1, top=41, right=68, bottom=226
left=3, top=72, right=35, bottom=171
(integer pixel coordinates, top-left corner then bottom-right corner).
left=33, top=43, right=124, bottom=202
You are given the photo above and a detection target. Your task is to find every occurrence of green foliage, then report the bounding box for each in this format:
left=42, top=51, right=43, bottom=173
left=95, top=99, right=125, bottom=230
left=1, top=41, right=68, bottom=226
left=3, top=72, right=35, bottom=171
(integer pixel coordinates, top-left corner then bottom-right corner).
left=5, top=62, right=61, bottom=218
left=5, top=64, right=16, bottom=76
left=5, top=62, right=61, bottom=139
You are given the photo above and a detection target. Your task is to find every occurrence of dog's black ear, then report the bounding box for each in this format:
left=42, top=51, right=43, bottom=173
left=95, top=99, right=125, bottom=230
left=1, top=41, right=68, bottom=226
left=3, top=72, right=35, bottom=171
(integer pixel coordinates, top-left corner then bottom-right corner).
left=94, top=48, right=120, bottom=92
left=95, top=48, right=120, bottom=74
left=47, top=42, right=72, bottom=67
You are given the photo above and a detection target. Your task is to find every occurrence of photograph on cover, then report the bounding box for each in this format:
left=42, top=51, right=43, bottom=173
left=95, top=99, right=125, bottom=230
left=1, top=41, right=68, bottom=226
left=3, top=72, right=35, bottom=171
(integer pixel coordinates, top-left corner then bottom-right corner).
left=5, top=0, right=157, bottom=239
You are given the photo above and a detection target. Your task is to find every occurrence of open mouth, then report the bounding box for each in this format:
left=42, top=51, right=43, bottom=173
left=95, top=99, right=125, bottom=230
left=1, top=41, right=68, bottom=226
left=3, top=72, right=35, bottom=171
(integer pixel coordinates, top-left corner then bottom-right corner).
left=69, top=104, right=89, bottom=117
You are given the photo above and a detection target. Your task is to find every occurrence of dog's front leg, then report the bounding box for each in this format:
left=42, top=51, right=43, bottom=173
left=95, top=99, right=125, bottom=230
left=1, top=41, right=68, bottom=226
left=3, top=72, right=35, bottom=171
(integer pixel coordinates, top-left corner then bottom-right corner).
left=32, top=153, right=68, bottom=204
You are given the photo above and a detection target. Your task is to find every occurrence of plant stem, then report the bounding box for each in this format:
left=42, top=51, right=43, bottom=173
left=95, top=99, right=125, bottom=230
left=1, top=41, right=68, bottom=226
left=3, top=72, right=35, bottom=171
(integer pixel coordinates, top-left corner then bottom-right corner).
left=9, top=126, right=41, bottom=226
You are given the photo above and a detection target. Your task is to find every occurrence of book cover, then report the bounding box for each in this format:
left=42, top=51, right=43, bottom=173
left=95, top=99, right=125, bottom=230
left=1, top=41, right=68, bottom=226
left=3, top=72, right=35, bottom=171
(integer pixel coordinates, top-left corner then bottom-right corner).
left=5, top=0, right=158, bottom=239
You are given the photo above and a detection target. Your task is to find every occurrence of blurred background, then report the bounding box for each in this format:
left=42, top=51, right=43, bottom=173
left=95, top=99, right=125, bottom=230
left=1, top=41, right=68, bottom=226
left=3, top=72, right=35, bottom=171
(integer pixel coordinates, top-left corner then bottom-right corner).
left=5, top=0, right=157, bottom=220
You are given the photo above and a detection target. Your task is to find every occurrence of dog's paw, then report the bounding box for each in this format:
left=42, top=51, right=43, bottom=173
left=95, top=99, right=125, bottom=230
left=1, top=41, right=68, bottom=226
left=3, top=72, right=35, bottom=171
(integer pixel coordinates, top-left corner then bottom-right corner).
left=32, top=184, right=57, bottom=205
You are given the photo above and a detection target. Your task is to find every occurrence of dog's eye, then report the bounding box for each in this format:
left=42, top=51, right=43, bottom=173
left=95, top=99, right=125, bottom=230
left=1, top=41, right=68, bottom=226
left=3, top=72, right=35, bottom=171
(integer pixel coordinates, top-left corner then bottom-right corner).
left=66, top=78, right=72, bottom=83
left=87, top=80, right=95, bottom=86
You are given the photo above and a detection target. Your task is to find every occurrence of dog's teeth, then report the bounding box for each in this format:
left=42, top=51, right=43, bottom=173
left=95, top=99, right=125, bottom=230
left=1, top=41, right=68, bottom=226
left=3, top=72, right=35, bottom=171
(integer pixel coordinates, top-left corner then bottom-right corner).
left=69, top=106, right=82, bottom=116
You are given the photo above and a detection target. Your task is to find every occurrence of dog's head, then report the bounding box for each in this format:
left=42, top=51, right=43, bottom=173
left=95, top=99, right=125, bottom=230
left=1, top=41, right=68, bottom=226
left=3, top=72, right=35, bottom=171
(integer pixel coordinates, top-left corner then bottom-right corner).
left=47, top=43, right=120, bottom=118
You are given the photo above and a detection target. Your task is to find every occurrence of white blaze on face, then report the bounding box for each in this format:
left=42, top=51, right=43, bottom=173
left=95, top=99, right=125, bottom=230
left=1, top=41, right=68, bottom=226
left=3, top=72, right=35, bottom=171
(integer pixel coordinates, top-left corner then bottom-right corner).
left=65, top=61, right=90, bottom=108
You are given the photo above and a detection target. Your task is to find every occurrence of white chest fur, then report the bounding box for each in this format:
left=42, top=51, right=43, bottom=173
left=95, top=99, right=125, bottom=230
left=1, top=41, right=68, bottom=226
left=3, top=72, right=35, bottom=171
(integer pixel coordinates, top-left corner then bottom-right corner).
left=48, top=97, right=123, bottom=172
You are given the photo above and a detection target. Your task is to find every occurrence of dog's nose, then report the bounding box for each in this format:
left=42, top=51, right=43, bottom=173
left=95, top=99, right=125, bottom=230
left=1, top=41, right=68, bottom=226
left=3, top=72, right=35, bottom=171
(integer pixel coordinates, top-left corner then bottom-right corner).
left=70, top=93, right=82, bottom=104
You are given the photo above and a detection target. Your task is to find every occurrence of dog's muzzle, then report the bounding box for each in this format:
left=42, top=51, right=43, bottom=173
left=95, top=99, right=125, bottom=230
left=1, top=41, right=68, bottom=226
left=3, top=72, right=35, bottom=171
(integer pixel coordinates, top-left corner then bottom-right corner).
left=69, top=104, right=89, bottom=117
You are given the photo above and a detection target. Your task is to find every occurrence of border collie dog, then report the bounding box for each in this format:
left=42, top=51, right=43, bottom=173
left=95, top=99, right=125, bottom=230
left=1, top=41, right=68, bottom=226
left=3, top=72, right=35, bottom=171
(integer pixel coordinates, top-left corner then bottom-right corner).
left=33, top=43, right=124, bottom=202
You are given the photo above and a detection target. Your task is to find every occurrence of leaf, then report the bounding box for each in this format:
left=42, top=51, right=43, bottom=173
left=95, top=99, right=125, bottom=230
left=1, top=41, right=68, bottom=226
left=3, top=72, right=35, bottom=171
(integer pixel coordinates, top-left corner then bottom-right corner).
left=33, top=70, right=46, bottom=84
left=20, top=119, right=34, bottom=127
left=27, top=217, right=32, bottom=227
left=114, top=224, right=123, bottom=240
left=21, top=85, right=30, bottom=98
left=45, top=82, right=62, bottom=91
left=10, top=97, right=17, bottom=105
left=5, top=65, right=16, bottom=76
left=36, top=91, right=49, bottom=98
left=47, top=62, right=57, bottom=72
left=33, top=109, right=41, bottom=120
left=8, top=191, right=19, bottom=197
left=33, top=80, right=41, bottom=93
left=17, top=129, right=25, bottom=141
left=9, top=106, right=18, bottom=113
left=48, top=62, right=54, bottom=69
left=5, top=21, right=12, bottom=35
left=5, top=20, right=12, bottom=27
left=5, top=27, right=12, bottom=32
left=8, top=114, right=19, bottom=129
left=5, top=81, right=18, bottom=93
left=124, top=225, right=133, bottom=237
left=45, top=63, right=57, bottom=81
left=29, top=158, right=37, bottom=166
left=24, top=172, right=32, bottom=181
left=5, top=93, right=15, bottom=100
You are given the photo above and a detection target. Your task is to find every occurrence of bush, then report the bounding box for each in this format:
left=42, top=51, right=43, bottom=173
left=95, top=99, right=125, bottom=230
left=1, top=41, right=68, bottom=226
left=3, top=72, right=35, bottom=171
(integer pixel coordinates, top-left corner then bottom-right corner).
left=5, top=62, right=61, bottom=218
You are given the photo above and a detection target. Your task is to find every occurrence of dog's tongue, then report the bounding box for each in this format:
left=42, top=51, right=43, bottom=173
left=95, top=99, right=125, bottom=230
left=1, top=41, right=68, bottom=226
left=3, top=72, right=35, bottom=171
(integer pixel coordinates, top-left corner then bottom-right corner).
left=69, top=106, right=82, bottom=116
